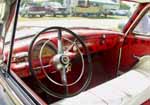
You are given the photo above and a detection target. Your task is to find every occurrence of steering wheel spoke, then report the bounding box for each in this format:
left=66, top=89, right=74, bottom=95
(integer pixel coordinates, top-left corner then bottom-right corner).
left=57, top=29, right=64, bottom=54
left=60, top=67, right=69, bottom=96
left=65, top=39, right=78, bottom=53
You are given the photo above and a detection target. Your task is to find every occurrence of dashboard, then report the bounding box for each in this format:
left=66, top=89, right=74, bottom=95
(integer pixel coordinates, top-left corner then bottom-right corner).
left=10, top=29, right=123, bottom=78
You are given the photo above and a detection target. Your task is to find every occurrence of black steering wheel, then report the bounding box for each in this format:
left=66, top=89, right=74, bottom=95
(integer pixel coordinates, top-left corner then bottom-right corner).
left=28, top=27, right=92, bottom=98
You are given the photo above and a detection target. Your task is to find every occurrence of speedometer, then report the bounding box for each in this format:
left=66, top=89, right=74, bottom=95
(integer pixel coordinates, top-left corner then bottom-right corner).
left=32, top=40, right=56, bottom=60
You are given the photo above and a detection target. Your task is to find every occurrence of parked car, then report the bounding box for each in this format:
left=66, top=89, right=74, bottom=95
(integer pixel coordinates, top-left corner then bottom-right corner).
left=42, top=2, right=69, bottom=17
left=115, top=9, right=130, bottom=16
left=0, top=0, right=150, bottom=105
left=72, top=0, right=120, bottom=17
left=19, top=2, right=46, bottom=17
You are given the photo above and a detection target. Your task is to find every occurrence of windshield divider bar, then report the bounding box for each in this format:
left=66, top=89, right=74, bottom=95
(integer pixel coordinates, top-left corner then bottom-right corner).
left=7, top=0, right=20, bottom=74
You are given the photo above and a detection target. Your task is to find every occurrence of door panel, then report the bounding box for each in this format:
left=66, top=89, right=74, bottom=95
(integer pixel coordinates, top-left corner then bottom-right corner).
left=120, top=8, right=150, bottom=71
left=120, top=34, right=150, bottom=71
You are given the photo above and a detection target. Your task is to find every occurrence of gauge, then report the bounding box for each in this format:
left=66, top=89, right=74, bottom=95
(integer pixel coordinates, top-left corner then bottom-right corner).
left=32, top=40, right=56, bottom=60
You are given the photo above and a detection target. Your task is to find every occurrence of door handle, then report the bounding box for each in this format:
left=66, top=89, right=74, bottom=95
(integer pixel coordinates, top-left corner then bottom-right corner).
left=133, top=54, right=140, bottom=60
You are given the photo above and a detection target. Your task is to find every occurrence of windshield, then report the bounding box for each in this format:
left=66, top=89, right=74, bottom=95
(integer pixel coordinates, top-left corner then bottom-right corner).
left=12, top=1, right=138, bottom=40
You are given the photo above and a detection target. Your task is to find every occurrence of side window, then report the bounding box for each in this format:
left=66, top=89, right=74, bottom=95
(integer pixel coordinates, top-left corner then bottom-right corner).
left=133, top=10, right=150, bottom=36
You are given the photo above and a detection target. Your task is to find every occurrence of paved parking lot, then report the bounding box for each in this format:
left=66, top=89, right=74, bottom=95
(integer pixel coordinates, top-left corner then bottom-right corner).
left=17, top=16, right=128, bottom=31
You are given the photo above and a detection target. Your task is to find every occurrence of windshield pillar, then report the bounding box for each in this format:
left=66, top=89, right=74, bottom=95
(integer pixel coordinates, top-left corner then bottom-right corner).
left=7, top=0, right=20, bottom=74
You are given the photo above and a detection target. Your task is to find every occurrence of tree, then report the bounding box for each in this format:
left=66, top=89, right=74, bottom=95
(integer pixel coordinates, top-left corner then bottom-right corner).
left=20, top=0, right=33, bottom=6
left=120, top=3, right=130, bottom=10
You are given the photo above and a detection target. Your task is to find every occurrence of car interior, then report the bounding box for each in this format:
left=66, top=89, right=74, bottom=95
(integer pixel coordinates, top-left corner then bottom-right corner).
left=0, top=0, right=150, bottom=105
